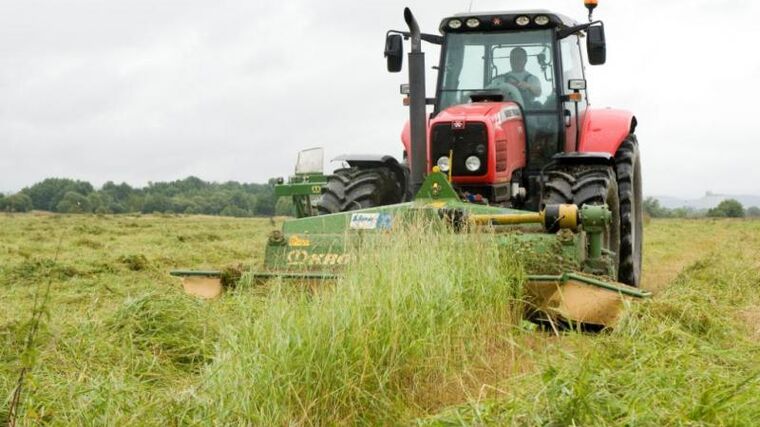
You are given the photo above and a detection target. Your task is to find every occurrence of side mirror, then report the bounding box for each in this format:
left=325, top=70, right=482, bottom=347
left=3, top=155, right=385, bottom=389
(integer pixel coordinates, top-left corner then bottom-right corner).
left=587, top=25, right=606, bottom=65
left=384, top=34, right=403, bottom=72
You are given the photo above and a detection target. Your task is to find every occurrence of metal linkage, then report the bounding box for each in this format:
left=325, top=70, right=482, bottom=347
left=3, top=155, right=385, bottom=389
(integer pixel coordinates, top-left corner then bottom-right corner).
left=274, top=173, right=327, bottom=218
left=469, top=204, right=579, bottom=232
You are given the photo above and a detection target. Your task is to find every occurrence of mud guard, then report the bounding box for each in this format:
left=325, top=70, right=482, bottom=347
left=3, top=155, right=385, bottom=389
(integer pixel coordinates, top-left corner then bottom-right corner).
left=578, top=108, right=637, bottom=155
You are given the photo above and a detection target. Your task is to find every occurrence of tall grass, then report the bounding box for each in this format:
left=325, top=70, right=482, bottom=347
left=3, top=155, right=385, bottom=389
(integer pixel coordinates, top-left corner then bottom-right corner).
left=5, top=215, right=760, bottom=425
left=5, top=293, right=221, bottom=425
left=420, top=243, right=760, bottom=426
left=184, top=223, right=525, bottom=425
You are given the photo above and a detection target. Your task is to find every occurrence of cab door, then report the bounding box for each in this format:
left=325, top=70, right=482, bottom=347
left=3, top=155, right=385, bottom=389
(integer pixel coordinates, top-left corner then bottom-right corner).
left=560, top=35, right=588, bottom=152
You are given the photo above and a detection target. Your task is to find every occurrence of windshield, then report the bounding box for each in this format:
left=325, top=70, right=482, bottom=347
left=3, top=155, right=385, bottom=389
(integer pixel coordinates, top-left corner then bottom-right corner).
left=438, top=30, right=557, bottom=112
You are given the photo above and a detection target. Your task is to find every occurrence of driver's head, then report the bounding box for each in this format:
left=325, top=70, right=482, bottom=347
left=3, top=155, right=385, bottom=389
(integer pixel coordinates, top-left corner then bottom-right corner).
left=510, top=47, right=528, bottom=72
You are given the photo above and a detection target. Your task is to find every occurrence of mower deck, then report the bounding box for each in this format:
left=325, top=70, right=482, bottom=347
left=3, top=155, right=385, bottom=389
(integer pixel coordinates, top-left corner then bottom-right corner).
left=171, top=172, right=650, bottom=328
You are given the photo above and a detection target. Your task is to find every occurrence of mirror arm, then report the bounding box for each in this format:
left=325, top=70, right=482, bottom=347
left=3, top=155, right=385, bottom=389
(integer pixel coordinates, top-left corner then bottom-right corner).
left=557, top=20, right=603, bottom=39
left=386, top=30, right=443, bottom=45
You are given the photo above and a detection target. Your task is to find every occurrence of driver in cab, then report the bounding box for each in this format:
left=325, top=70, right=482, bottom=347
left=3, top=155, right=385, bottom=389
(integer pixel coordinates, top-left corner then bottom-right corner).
left=491, top=47, right=542, bottom=107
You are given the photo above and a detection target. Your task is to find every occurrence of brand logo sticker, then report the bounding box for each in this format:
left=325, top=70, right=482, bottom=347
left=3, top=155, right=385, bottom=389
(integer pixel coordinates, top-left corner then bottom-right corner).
left=349, top=213, right=393, bottom=230
left=288, top=235, right=310, bottom=247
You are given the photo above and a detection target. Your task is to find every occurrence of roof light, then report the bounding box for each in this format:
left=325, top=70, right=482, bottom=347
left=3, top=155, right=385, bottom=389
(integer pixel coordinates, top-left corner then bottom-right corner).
left=535, top=15, right=550, bottom=25
left=465, top=18, right=480, bottom=28
left=515, top=16, right=530, bottom=26
left=448, top=19, right=462, bottom=29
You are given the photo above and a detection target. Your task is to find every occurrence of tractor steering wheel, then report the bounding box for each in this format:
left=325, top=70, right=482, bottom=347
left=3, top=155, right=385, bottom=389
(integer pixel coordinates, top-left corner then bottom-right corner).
left=486, top=77, right=524, bottom=107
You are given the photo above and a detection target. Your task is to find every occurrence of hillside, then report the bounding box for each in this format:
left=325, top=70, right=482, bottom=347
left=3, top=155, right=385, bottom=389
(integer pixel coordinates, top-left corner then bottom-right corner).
left=654, top=193, right=760, bottom=210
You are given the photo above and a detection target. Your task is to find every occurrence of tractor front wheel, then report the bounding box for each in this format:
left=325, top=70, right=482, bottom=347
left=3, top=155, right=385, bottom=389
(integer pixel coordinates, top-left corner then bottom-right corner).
left=542, top=164, right=621, bottom=277
left=615, top=135, right=643, bottom=286
left=317, top=166, right=406, bottom=214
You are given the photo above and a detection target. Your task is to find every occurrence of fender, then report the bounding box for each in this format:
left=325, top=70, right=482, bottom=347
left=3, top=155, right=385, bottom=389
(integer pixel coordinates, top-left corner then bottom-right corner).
left=401, top=120, right=411, bottom=161
left=578, top=108, right=637, bottom=156
left=400, top=118, right=430, bottom=166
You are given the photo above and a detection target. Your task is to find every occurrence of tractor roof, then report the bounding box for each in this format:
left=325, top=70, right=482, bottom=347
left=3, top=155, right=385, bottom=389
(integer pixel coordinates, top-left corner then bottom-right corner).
left=439, top=10, right=580, bottom=34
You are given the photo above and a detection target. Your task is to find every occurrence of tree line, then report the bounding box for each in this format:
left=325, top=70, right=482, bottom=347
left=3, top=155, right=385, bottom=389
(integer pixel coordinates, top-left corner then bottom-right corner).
left=0, top=177, right=294, bottom=217
left=3, top=179, right=757, bottom=219
left=644, top=197, right=759, bottom=219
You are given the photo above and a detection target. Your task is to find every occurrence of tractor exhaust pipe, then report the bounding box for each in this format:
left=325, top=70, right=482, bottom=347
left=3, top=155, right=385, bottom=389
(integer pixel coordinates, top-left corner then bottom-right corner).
left=404, top=8, right=427, bottom=194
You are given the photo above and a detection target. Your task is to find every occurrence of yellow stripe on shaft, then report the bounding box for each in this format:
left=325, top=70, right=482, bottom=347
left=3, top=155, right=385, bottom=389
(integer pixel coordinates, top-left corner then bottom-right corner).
left=469, top=212, right=544, bottom=225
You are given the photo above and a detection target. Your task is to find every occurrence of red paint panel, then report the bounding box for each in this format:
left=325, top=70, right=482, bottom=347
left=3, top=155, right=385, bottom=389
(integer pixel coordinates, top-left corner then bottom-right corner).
left=424, top=102, right=526, bottom=185
left=577, top=108, right=636, bottom=155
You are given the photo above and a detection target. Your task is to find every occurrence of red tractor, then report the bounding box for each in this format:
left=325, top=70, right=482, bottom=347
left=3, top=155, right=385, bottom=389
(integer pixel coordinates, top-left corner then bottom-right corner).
left=317, top=1, right=643, bottom=287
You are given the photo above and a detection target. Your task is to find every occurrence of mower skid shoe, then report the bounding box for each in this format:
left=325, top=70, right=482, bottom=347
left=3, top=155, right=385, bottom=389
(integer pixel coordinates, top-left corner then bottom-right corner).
left=170, top=270, right=223, bottom=299
left=525, top=273, right=650, bottom=328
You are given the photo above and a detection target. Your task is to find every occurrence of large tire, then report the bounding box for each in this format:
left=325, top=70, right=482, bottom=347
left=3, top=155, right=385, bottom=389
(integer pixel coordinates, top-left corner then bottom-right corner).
left=317, top=166, right=406, bottom=214
left=542, top=164, right=621, bottom=276
left=615, top=136, right=643, bottom=286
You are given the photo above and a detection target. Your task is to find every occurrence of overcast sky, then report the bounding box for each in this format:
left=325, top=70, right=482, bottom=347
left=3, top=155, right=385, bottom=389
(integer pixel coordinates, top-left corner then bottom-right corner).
left=1, top=0, right=758, bottom=198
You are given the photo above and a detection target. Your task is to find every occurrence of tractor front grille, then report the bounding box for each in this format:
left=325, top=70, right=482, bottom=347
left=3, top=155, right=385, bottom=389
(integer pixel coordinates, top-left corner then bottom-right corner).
left=430, top=122, right=488, bottom=176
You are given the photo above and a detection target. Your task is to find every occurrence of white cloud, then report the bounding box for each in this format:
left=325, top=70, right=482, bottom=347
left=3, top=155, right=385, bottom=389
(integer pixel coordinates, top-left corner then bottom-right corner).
left=0, top=0, right=758, bottom=198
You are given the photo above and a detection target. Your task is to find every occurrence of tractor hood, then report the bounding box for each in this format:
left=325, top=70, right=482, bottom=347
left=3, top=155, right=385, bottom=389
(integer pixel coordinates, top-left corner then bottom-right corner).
left=432, top=101, right=522, bottom=125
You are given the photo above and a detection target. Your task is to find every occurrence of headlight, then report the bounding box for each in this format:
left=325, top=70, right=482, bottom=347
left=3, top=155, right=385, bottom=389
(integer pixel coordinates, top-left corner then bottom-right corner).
left=515, top=16, right=530, bottom=26
left=465, top=18, right=480, bottom=28
left=448, top=19, right=462, bottom=29
left=437, top=156, right=450, bottom=172
left=465, top=156, right=481, bottom=172
left=534, top=15, right=550, bottom=26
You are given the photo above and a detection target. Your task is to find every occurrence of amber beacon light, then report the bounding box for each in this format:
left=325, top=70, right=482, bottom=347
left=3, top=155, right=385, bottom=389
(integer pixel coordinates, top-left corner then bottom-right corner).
left=584, top=0, right=599, bottom=21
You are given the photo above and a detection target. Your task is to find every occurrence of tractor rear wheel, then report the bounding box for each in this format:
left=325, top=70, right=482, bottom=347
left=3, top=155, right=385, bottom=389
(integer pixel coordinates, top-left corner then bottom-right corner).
left=615, top=135, right=643, bottom=286
left=542, top=164, right=621, bottom=276
left=317, top=166, right=406, bottom=214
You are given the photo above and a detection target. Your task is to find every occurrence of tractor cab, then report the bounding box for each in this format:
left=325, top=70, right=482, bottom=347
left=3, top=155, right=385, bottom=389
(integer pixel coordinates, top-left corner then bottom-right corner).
left=435, top=11, right=590, bottom=170
left=382, top=7, right=607, bottom=209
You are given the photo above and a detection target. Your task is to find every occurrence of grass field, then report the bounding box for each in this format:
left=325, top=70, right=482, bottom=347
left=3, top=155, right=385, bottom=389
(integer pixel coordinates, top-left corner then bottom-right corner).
left=2, top=213, right=759, bottom=425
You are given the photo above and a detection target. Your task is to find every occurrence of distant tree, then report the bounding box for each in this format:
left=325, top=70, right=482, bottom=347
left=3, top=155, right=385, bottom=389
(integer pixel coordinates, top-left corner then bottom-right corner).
left=56, top=191, right=91, bottom=213
left=125, top=194, right=145, bottom=213
left=707, top=199, right=744, bottom=218
left=101, top=181, right=136, bottom=203
left=141, top=194, right=172, bottom=214
left=275, top=197, right=294, bottom=216
left=171, top=196, right=197, bottom=214
left=643, top=197, right=671, bottom=218
left=22, top=178, right=94, bottom=211
left=747, top=206, right=760, bottom=217
left=17, top=175, right=284, bottom=217
left=87, top=192, right=112, bottom=214
left=671, top=207, right=689, bottom=218
left=252, top=179, right=278, bottom=216
left=220, top=205, right=249, bottom=218
left=1, top=193, right=33, bottom=212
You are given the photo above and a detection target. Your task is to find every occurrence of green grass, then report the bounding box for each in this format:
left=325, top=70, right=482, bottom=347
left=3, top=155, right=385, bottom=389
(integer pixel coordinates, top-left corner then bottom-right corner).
left=185, top=225, right=525, bottom=425
left=421, top=220, right=760, bottom=426
left=2, top=214, right=760, bottom=425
